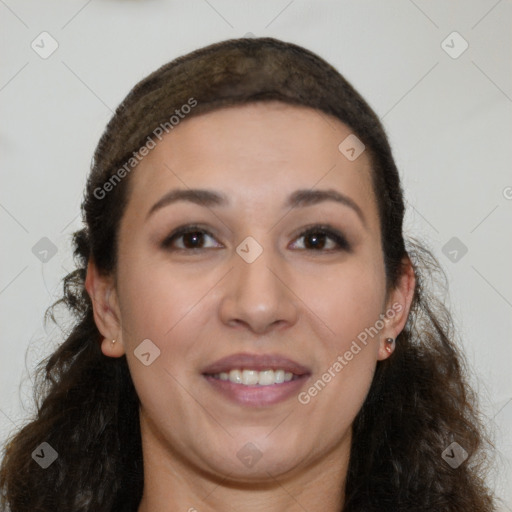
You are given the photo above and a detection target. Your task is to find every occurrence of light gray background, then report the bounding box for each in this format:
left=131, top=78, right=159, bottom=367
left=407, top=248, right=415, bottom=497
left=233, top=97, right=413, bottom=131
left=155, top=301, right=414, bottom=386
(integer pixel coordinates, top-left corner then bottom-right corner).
left=1, top=0, right=511, bottom=508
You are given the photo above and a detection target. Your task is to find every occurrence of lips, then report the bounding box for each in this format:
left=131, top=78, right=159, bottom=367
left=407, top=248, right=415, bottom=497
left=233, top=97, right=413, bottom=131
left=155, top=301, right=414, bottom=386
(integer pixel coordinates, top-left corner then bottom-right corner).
left=201, top=352, right=311, bottom=376
left=201, top=352, right=311, bottom=407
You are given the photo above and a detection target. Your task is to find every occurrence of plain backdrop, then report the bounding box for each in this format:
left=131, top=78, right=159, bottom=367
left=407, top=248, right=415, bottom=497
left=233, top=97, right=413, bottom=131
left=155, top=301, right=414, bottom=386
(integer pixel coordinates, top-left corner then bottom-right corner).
left=1, top=0, right=511, bottom=508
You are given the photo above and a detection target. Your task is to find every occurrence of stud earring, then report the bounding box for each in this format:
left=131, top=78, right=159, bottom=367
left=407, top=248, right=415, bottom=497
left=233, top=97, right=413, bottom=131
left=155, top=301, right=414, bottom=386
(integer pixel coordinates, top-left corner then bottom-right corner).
left=385, top=337, right=395, bottom=354
left=112, top=339, right=117, bottom=344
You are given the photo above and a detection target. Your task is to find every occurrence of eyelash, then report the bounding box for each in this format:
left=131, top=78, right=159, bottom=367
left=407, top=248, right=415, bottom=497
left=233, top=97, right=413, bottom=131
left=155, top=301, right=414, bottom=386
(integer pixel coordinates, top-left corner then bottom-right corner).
left=160, top=224, right=351, bottom=253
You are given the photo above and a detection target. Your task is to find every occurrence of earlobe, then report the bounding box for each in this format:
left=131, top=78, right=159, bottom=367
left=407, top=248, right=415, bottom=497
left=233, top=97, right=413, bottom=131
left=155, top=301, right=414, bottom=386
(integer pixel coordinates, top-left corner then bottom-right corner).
left=384, top=337, right=395, bottom=354
left=99, top=336, right=125, bottom=358
left=377, top=256, right=416, bottom=361
left=85, top=259, right=125, bottom=358
left=377, top=337, right=396, bottom=361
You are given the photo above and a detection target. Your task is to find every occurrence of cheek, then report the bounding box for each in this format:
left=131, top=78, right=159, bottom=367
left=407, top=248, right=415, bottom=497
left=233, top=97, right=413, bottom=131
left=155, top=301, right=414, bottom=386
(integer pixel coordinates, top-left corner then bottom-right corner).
left=117, top=259, right=211, bottom=425
left=296, top=270, right=384, bottom=443
left=301, top=251, right=386, bottom=348
left=116, top=256, right=217, bottom=406
left=297, top=347, right=376, bottom=452
left=117, top=255, right=209, bottom=343
left=294, top=252, right=385, bottom=426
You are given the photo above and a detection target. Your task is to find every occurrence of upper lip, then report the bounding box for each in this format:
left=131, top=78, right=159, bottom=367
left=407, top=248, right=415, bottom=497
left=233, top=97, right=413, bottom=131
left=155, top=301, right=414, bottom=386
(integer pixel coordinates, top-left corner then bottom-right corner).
left=201, top=352, right=311, bottom=376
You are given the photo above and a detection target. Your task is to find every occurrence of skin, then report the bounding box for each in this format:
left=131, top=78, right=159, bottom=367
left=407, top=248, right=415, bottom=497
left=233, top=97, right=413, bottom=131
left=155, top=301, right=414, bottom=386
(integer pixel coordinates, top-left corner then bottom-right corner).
left=85, top=101, right=415, bottom=512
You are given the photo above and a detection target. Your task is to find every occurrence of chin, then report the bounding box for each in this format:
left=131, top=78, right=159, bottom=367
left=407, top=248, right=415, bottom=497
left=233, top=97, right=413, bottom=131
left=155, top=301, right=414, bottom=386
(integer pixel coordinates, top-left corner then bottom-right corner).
left=175, top=431, right=301, bottom=482
left=202, top=450, right=306, bottom=486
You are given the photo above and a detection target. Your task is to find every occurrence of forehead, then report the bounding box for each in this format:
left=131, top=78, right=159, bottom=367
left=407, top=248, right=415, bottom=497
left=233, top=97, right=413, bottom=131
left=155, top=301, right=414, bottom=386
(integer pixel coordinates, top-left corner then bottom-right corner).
left=123, top=101, right=379, bottom=229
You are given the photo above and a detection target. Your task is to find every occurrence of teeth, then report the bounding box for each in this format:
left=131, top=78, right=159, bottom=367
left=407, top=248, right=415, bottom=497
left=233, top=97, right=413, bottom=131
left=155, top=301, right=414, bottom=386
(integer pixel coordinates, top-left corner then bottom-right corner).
left=258, top=370, right=275, bottom=386
left=242, top=369, right=259, bottom=385
left=212, top=369, right=298, bottom=386
left=229, top=369, right=242, bottom=384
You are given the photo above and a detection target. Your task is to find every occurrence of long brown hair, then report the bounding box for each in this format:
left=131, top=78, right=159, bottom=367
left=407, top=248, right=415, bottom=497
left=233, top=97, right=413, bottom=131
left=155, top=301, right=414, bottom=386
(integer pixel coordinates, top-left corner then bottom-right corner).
left=0, top=37, right=495, bottom=512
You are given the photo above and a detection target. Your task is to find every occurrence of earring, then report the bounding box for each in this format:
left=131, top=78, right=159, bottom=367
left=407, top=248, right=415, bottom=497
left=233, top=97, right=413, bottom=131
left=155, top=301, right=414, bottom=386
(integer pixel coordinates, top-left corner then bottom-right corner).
left=112, top=339, right=117, bottom=344
left=385, top=337, right=395, bottom=354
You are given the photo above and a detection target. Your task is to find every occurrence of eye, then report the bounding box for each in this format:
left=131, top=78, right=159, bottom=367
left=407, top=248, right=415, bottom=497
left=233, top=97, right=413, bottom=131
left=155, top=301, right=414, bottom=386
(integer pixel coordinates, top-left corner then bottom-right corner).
left=161, top=224, right=221, bottom=251
left=290, top=224, right=351, bottom=252
left=161, top=224, right=351, bottom=253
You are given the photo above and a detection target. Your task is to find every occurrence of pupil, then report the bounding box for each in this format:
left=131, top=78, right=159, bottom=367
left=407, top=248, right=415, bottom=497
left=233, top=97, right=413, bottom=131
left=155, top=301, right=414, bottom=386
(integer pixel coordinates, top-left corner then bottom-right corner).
left=306, top=232, right=325, bottom=249
left=184, top=231, right=202, bottom=248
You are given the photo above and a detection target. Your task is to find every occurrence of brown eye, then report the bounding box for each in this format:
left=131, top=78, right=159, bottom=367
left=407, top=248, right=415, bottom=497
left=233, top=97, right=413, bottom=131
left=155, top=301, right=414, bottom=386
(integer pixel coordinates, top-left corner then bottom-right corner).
left=161, top=225, right=220, bottom=251
left=178, top=231, right=206, bottom=249
left=161, top=224, right=350, bottom=253
left=291, top=225, right=351, bottom=252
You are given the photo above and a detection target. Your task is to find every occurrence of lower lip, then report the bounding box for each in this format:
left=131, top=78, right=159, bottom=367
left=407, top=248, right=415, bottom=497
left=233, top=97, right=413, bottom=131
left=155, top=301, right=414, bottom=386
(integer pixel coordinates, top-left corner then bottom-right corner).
left=203, top=375, right=310, bottom=407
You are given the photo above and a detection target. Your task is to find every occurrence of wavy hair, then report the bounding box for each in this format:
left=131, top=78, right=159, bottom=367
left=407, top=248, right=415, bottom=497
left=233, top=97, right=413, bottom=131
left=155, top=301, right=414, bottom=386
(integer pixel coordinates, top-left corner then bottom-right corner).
left=0, top=37, right=495, bottom=511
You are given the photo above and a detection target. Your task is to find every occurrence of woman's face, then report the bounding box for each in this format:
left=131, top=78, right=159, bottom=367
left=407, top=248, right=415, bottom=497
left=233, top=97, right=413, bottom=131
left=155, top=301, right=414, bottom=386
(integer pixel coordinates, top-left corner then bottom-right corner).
left=88, top=101, right=412, bottom=485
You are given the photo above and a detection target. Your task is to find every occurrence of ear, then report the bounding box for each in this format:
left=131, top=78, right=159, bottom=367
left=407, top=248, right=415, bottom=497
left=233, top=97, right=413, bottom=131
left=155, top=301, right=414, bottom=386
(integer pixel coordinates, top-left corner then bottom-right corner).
left=84, top=258, right=125, bottom=358
left=377, top=255, right=416, bottom=361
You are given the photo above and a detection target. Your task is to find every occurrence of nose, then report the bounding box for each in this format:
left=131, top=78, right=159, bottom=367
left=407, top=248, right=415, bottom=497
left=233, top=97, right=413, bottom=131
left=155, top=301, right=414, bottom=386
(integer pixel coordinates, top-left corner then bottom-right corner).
left=218, top=242, right=299, bottom=336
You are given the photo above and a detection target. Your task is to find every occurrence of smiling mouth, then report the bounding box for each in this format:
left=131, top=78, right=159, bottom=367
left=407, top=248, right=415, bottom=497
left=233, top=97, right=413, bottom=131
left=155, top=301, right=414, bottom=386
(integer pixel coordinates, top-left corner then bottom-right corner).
left=204, top=368, right=303, bottom=386
left=201, top=352, right=311, bottom=406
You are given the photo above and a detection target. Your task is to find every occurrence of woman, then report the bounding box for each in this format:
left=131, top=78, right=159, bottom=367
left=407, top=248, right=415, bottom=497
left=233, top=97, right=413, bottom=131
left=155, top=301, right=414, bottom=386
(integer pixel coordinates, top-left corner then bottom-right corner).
left=0, top=37, right=495, bottom=511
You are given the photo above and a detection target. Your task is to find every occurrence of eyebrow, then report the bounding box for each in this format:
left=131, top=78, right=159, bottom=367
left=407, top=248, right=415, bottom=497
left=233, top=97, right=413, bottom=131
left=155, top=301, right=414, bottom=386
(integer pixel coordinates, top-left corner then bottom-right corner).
left=146, top=188, right=366, bottom=227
